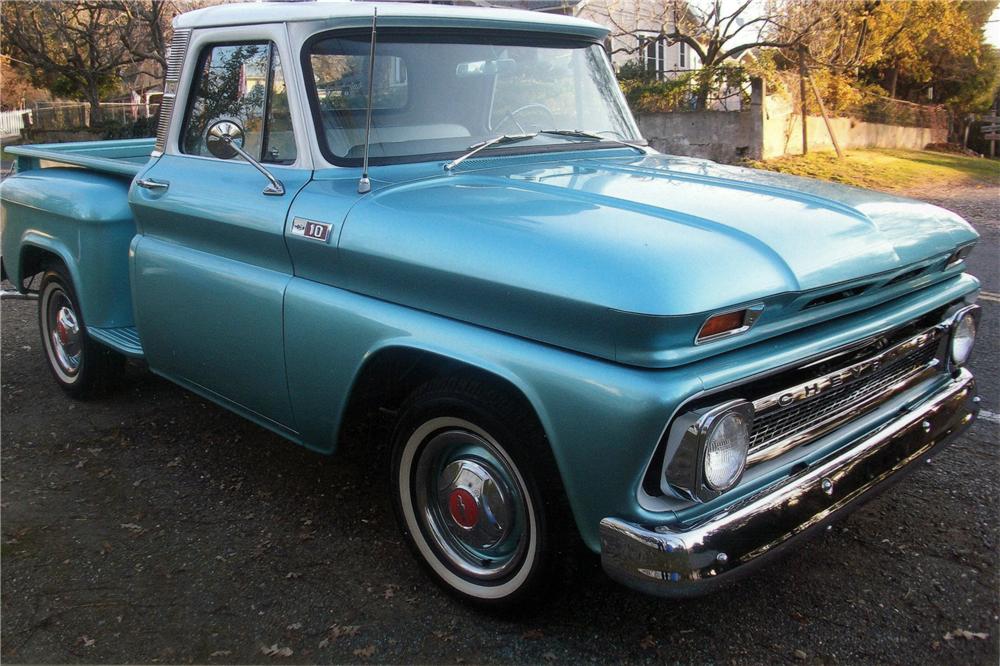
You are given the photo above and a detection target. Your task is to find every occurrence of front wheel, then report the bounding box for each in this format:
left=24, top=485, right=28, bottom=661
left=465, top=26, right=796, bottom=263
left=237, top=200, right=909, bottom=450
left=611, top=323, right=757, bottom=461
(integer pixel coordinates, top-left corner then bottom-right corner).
left=390, top=376, right=559, bottom=611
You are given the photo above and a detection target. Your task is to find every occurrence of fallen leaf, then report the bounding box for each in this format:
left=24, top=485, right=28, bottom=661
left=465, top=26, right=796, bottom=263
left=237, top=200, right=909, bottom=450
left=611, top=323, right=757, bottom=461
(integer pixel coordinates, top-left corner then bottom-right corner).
left=353, top=645, right=376, bottom=658
left=261, top=644, right=293, bottom=657
left=287, top=623, right=302, bottom=630
left=78, top=636, right=96, bottom=648
left=522, top=629, right=544, bottom=640
left=639, top=634, right=656, bottom=649
left=210, top=650, right=232, bottom=657
left=320, top=623, right=360, bottom=647
left=794, top=649, right=808, bottom=660
left=542, top=652, right=556, bottom=661
left=285, top=572, right=301, bottom=579
left=120, top=523, right=143, bottom=532
left=433, top=631, right=455, bottom=642
left=329, top=624, right=361, bottom=639
left=944, top=629, right=989, bottom=641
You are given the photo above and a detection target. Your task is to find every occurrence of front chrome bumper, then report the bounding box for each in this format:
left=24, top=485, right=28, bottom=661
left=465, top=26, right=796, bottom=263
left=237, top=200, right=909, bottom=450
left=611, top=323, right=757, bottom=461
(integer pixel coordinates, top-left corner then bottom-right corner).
left=600, top=368, right=979, bottom=598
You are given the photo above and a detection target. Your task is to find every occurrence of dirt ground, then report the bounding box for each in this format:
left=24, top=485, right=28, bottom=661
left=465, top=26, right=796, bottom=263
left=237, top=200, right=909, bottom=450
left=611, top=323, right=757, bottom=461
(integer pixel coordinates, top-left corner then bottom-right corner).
left=2, top=184, right=998, bottom=664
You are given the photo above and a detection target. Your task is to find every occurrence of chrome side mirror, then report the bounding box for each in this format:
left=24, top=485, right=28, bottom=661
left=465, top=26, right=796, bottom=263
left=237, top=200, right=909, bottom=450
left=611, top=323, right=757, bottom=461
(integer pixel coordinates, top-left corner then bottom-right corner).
left=206, top=119, right=244, bottom=160
left=205, top=119, right=285, bottom=196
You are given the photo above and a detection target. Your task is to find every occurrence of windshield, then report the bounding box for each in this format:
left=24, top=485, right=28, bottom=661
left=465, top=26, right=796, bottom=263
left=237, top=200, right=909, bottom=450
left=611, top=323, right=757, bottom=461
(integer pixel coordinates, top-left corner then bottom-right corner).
left=304, top=31, right=641, bottom=165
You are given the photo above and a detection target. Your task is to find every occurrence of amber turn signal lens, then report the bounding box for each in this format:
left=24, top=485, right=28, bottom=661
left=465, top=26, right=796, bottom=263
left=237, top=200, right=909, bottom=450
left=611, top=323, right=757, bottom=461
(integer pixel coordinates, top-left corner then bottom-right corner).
left=697, top=310, right=746, bottom=341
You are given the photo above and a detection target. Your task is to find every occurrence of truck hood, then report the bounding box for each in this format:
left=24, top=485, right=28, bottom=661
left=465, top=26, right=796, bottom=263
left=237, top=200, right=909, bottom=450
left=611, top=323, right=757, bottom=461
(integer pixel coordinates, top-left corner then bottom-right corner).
left=332, top=152, right=978, bottom=365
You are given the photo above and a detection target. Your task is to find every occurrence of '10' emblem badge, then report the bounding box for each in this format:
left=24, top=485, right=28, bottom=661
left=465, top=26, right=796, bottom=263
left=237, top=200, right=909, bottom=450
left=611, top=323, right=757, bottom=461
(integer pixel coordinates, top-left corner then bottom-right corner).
left=291, top=217, right=333, bottom=243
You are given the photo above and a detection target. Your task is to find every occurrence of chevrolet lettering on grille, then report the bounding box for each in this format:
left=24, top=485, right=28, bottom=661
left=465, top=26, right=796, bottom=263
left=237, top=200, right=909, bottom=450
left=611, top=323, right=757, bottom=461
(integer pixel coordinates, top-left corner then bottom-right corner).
left=754, top=328, right=942, bottom=413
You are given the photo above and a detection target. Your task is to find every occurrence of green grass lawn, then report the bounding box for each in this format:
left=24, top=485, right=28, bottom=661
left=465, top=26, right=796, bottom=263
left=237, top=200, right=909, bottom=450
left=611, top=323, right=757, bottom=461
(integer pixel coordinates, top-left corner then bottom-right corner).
left=748, top=148, right=999, bottom=192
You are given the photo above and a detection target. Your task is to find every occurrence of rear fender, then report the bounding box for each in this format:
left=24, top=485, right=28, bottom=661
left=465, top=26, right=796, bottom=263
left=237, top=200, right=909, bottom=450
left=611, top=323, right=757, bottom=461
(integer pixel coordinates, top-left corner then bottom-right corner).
left=1, top=168, right=136, bottom=328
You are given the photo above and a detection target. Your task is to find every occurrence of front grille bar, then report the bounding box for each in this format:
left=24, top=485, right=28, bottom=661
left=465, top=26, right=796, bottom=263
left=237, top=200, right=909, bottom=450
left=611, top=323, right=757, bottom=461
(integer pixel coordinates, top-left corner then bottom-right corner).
left=746, top=325, right=944, bottom=465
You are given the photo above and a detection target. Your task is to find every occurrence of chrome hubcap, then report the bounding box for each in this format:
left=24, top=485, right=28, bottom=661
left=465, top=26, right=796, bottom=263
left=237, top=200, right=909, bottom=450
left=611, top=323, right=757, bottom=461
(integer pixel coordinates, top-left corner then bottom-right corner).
left=414, top=428, right=528, bottom=581
left=48, top=298, right=82, bottom=376
left=439, top=459, right=512, bottom=548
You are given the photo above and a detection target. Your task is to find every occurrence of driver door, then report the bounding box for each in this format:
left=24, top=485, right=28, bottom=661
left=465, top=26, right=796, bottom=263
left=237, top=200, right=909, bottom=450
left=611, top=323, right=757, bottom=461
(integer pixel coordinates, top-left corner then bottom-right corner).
left=130, top=40, right=309, bottom=430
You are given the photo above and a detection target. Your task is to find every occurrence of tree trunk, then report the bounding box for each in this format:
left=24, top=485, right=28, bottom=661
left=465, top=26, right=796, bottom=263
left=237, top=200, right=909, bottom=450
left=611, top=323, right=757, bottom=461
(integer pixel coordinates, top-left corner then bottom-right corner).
left=694, top=85, right=710, bottom=111
left=885, top=65, right=899, bottom=99
left=693, top=67, right=712, bottom=111
left=86, top=87, right=103, bottom=126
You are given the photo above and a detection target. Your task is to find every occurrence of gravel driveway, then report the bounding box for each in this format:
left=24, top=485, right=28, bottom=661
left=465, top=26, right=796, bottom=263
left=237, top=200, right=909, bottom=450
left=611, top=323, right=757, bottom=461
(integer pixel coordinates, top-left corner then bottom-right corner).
left=2, top=184, right=997, bottom=664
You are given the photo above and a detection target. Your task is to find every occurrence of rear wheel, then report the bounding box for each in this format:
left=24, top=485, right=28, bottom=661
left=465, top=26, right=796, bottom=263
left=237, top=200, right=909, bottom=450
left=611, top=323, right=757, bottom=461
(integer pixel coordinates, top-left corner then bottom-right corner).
left=390, top=376, right=560, bottom=611
left=38, top=266, right=124, bottom=398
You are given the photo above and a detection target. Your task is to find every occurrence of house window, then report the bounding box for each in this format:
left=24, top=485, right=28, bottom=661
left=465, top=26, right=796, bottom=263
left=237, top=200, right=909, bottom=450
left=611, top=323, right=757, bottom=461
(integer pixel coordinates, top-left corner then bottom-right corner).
left=679, top=42, right=686, bottom=69
left=643, top=36, right=666, bottom=79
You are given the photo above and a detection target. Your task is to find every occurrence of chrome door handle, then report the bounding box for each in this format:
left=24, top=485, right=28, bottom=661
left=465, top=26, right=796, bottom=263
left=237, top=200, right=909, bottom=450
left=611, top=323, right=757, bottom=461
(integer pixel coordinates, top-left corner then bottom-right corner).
left=136, top=178, right=169, bottom=191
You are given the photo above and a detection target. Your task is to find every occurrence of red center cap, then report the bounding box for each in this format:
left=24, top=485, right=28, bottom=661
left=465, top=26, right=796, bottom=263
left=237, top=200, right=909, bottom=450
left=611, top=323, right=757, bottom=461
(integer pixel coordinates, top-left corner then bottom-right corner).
left=448, top=488, right=478, bottom=528
left=56, top=321, right=70, bottom=345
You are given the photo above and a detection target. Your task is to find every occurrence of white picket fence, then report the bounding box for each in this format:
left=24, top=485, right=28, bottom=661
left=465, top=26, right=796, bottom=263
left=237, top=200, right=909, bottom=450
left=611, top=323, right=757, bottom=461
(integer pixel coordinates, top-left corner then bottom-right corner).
left=0, top=109, right=30, bottom=138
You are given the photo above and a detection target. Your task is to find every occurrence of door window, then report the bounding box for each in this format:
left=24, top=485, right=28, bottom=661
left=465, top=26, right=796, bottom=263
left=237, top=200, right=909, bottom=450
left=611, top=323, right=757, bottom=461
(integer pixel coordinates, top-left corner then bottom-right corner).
left=181, top=42, right=297, bottom=164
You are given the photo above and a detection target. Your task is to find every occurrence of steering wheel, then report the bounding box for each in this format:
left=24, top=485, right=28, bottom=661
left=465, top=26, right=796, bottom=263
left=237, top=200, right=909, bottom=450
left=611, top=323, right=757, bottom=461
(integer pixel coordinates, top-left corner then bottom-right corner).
left=493, top=103, right=556, bottom=133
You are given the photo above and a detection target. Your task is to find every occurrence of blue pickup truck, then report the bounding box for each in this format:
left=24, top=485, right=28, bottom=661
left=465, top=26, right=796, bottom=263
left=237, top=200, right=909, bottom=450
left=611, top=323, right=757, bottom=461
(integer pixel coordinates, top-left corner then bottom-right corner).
left=0, top=1, right=982, bottom=609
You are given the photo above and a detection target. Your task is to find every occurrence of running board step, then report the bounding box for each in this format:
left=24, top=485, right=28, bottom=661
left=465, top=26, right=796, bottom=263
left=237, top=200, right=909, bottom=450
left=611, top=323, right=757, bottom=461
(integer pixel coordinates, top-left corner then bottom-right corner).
left=88, top=326, right=144, bottom=358
left=0, top=289, right=38, bottom=301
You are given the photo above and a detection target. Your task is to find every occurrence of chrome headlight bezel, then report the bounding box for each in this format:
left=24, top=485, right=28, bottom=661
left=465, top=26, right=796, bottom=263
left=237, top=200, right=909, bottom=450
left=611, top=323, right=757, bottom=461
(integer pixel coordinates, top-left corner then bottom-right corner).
left=945, top=242, right=976, bottom=269
left=661, top=400, right=754, bottom=503
left=948, top=304, right=980, bottom=367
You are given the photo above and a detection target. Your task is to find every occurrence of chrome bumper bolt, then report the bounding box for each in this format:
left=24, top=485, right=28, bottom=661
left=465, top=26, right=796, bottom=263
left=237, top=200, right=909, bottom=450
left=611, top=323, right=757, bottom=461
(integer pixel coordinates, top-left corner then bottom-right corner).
left=921, top=420, right=932, bottom=433
left=821, top=477, right=834, bottom=495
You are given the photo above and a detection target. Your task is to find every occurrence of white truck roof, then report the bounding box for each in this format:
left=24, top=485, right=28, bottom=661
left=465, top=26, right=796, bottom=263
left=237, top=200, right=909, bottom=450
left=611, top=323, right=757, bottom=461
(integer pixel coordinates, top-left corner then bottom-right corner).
left=174, top=0, right=609, bottom=40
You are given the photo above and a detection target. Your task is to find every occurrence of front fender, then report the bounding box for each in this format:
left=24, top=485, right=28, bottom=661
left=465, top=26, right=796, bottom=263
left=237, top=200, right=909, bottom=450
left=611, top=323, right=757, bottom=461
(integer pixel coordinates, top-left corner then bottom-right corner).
left=283, top=277, right=687, bottom=551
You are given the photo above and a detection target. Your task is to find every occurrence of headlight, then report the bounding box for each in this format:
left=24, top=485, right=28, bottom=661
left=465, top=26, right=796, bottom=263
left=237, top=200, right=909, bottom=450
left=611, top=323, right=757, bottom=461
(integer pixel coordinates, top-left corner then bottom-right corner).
left=945, top=243, right=975, bottom=268
left=950, top=308, right=978, bottom=366
left=703, top=410, right=751, bottom=491
left=662, top=400, right=754, bottom=502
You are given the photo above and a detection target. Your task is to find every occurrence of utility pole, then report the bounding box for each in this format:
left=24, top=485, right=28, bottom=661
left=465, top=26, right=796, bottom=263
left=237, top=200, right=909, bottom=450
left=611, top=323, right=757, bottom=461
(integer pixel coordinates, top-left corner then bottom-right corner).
left=798, top=45, right=808, bottom=155
left=992, top=96, right=998, bottom=159
left=808, top=73, right=843, bottom=159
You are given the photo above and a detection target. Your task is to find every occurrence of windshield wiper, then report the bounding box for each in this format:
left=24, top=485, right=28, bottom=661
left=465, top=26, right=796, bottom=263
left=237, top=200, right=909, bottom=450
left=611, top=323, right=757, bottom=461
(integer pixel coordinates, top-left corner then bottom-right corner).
left=444, top=133, right=537, bottom=171
left=538, top=129, right=605, bottom=141
left=540, top=129, right=648, bottom=153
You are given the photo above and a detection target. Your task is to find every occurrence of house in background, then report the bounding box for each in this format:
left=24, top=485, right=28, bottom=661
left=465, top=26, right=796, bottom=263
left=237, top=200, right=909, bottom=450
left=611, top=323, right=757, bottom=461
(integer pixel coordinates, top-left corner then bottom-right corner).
left=567, top=0, right=702, bottom=79
left=416, top=0, right=703, bottom=79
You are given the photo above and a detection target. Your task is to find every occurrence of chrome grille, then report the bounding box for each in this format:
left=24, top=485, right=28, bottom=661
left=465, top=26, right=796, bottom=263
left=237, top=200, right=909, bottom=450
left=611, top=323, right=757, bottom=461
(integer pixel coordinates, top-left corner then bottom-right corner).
left=748, top=329, right=940, bottom=463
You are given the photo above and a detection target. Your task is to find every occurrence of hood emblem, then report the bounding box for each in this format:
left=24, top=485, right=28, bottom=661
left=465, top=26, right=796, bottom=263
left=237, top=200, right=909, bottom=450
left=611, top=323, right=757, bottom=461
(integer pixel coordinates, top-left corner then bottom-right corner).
left=291, top=217, right=333, bottom=243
